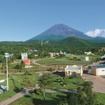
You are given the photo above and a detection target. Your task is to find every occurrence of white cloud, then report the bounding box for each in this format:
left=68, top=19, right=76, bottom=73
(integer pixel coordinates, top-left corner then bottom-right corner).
left=85, top=29, right=105, bottom=38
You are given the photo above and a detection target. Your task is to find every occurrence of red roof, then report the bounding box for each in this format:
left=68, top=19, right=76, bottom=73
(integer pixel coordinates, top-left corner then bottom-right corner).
left=23, top=59, right=30, bottom=65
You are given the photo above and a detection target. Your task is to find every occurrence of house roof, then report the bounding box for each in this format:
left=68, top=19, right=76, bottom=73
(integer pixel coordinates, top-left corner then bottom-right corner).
left=92, top=64, right=105, bottom=68
left=23, top=59, right=30, bottom=64
left=65, top=65, right=82, bottom=70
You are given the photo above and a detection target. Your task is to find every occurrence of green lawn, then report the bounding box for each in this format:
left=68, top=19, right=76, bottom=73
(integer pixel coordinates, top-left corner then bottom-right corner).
left=0, top=73, right=39, bottom=102
left=10, top=94, right=34, bottom=105
left=65, top=54, right=100, bottom=61
left=37, top=54, right=100, bottom=66
left=10, top=92, right=66, bottom=105
left=96, top=93, right=105, bottom=105
left=9, top=91, right=105, bottom=105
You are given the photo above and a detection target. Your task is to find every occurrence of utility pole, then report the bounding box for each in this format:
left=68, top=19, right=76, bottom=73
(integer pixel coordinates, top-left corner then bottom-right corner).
left=5, top=53, right=9, bottom=91
left=41, top=40, right=43, bottom=46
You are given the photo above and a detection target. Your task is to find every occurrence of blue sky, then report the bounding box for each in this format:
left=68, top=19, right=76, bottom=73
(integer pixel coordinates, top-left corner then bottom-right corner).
left=0, top=0, right=105, bottom=41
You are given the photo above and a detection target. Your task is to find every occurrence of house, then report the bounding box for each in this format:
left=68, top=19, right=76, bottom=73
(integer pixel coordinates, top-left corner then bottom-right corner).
left=65, top=65, right=83, bottom=76
left=23, top=59, right=30, bottom=66
left=84, top=51, right=94, bottom=55
left=85, top=56, right=89, bottom=61
left=49, top=52, right=59, bottom=58
left=21, top=53, right=28, bottom=60
left=88, top=64, right=105, bottom=76
left=100, top=47, right=105, bottom=51
left=0, top=62, right=3, bottom=67
left=81, top=56, right=89, bottom=61
left=101, top=55, right=105, bottom=60
left=21, top=52, right=31, bottom=67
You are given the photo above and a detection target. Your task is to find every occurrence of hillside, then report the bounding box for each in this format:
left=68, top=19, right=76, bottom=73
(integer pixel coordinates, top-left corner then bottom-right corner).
left=59, top=37, right=92, bottom=48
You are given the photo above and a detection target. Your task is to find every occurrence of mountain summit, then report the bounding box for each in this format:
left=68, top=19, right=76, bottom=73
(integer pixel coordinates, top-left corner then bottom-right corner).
left=28, top=24, right=91, bottom=41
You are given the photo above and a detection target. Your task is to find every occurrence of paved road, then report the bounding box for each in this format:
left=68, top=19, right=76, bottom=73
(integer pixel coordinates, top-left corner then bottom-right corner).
left=0, top=89, right=29, bottom=105
left=82, top=74, right=105, bottom=93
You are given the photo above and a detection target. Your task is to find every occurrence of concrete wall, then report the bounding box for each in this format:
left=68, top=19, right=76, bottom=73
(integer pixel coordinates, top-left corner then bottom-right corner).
left=96, top=68, right=105, bottom=76
left=65, top=69, right=82, bottom=76
left=90, top=67, right=105, bottom=76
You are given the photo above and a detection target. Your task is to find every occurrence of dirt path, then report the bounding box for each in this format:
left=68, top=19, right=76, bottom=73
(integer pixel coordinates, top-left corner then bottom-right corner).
left=82, top=74, right=105, bottom=93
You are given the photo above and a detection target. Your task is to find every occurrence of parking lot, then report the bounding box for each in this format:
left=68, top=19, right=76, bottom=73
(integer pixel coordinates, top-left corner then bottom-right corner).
left=82, top=74, right=105, bottom=93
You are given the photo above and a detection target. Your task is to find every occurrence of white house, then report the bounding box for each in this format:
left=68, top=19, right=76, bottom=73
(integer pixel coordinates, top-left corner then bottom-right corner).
left=101, top=55, right=105, bottom=60
left=89, top=64, right=105, bottom=76
left=65, top=65, right=83, bottom=76
left=84, top=51, right=94, bottom=55
left=85, top=56, right=89, bottom=61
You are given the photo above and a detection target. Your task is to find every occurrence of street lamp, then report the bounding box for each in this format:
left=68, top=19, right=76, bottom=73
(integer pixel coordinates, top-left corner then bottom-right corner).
left=5, top=53, right=9, bottom=91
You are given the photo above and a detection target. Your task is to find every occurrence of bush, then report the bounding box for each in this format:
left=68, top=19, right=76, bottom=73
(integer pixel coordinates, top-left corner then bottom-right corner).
left=24, top=70, right=32, bottom=75
left=47, top=68, right=53, bottom=72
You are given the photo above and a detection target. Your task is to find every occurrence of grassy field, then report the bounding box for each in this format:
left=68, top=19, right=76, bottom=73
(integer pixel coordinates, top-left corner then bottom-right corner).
left=10, top=92, right=66, bottom=105
left=9, top=89, right=105, bottom=105
left=36, top=54, right=100, bottom=66
left=65, top=54, right=100, bottom=61
left=96, top=93, right=105, bottom=105
left=0, top=73, right=39, bottom=102
left=37, top=57, right=91, bottom=66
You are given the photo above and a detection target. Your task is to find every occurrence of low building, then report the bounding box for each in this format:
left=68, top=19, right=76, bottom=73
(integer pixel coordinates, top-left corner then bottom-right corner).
left=65, top=65, right=83, bottom=76
left=84, top=51, right=94, bottom=55
left=100, top=47, right=105, bottom=51
left=85, top=56, right=89, bottom=61
left=23, top=59, right=30, bottom=66
left=21, top=53, right=28, bottom=60
left=0, top=62, right=3, bottom=67
left=101, top=55, right=105, bottom=60
left=49, top=52, right=59, bottom=58
left=89, top=64, right=105, bottom=76
left=81, top=56, right=89, bottom=61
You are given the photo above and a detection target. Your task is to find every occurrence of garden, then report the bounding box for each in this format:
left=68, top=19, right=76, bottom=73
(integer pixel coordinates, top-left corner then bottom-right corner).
left=38, top=72, right=84, bottom=90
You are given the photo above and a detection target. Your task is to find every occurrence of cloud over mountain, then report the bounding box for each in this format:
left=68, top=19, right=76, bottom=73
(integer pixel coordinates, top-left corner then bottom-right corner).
left=85, top=29, right=105, bottom=38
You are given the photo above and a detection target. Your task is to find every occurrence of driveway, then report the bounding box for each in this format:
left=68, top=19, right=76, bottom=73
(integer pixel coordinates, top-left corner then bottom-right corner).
left=82, top=74, right=105, bottom=93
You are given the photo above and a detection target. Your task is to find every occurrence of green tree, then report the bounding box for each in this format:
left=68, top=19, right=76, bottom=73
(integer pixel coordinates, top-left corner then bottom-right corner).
left=21, top=60, right=25, bottom=68
left=58, top=81, right=104, bottom=105
left=67, top=93, right=79, bottom=105
left=77, top=81, right=103, bottom=105
left=57, top=98, right=68, bottom=105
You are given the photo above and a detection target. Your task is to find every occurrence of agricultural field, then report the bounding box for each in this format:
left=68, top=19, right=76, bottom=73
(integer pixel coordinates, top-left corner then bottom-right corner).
left=37, top=57, right=91, bottom=66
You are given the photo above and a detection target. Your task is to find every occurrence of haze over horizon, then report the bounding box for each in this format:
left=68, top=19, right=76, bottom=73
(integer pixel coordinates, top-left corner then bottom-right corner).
left=0, top=0, right=105, bottom=41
